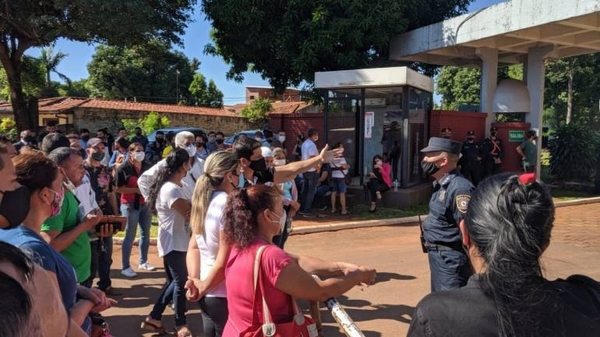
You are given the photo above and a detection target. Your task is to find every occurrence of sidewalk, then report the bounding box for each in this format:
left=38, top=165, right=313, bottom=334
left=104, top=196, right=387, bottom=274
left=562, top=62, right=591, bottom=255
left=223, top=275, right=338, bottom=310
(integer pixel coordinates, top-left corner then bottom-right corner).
left=113, top=196, right=600, bottom=245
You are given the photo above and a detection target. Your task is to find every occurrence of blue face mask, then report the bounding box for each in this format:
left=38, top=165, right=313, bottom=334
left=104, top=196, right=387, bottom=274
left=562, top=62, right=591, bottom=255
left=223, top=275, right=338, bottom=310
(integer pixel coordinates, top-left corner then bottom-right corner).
left=238, top=174, right=245, bottom=188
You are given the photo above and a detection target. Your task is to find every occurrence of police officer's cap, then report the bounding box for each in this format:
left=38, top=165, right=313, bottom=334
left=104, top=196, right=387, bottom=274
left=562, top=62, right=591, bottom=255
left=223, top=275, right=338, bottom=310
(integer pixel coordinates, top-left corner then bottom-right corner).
left=421, top=137, right=462, bottom=155
left=441, top=127, right=451, bottom=133
left=490, top=126, right=498, bottom=132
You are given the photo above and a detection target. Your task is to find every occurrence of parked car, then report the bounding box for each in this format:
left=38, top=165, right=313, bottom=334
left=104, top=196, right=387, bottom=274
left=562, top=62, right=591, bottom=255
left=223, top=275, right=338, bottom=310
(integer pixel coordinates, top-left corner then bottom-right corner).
left=223, top=130, right=261, bottom=148
left=147, top=127, right=207, bottom=142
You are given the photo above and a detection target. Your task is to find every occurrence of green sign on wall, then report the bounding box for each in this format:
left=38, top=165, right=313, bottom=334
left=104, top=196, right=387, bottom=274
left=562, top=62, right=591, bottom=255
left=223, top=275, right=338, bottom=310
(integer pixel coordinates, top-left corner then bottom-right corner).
left=508, top=130, right=525, bottom=142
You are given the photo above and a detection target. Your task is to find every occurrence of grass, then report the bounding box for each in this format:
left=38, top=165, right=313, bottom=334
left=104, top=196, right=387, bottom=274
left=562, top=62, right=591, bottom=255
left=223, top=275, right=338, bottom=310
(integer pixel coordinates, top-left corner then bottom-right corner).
left=113, top=216, right=158, bottom=238
left=550, top=188, right=596, bottom=201
left=348, top=202, right=429, bottom=220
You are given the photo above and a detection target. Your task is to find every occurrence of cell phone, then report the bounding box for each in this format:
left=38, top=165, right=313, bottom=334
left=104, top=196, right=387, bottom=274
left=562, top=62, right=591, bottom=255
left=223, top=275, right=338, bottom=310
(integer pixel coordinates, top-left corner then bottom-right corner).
left=95, top=221, right=123, bottom=233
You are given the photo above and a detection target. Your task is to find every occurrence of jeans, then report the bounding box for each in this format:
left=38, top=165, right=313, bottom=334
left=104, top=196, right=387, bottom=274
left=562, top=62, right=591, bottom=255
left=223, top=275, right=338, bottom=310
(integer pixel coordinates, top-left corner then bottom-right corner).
left=150, top=251, right=188, bottom=326
left=120, top=204, right=152, bottom=270
left=427, top=248, right=471, bottom=292
left=300, top=171, right=319, bottom=213
left=82, top=237, right=113, bottom=290
left=368, top=178, right=390, bottom=202
left=314, top=184, right=331, bottom=208
left=198, top=296, right=228, bottom=337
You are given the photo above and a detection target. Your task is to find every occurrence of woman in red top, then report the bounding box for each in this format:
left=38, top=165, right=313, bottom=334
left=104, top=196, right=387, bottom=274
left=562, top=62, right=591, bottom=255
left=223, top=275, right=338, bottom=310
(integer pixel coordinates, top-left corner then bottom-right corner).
left=115, top=142, right=155, bottom=278
left=221, top=185, right=376, bottom=336
left=367, top=155, right=392, bottom=212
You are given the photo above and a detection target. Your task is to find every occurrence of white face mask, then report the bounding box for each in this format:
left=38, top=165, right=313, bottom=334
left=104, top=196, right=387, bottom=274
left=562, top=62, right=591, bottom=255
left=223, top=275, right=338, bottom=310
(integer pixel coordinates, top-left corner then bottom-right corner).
left=185, top=144, right=197, bottom=157
left=273, top=159, right=286, bottom=166
left=270, top=209, right=287, bottom=233
left=133, top=152, right=145, bottom=162
left=278, top=136, right=286, bottom=143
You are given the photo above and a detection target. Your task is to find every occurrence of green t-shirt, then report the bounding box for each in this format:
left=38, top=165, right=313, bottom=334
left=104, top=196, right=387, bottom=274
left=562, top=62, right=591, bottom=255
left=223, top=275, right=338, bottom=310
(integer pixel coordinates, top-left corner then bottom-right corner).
left=519, top=140, right=537, bottom=167
left=41, top=191, right=91, bottom=283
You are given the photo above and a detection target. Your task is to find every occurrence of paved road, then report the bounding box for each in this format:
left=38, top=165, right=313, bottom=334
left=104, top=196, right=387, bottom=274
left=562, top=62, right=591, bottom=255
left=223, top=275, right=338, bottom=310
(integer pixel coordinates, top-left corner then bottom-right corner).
left=102, top=204, right=600, bottom=336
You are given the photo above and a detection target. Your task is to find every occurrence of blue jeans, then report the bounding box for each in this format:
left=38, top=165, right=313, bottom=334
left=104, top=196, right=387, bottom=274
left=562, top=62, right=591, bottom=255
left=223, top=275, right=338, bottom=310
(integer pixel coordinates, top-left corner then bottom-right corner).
left=150, top=251, right=188, bottom=326
left=120, top=204, right=152, bottom=270
left=300, top=171, right=319, bottom=213
left=427, top=248, right=471, bottom=292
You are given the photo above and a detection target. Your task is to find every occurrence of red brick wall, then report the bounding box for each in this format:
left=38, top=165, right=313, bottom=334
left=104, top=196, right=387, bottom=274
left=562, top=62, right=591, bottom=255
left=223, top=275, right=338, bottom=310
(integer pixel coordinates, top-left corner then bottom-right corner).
left=430, top=110, right=487, bottom=141
left=269, top=114, right=325, bottom=156
left=491, top=122, right=531, bottom=173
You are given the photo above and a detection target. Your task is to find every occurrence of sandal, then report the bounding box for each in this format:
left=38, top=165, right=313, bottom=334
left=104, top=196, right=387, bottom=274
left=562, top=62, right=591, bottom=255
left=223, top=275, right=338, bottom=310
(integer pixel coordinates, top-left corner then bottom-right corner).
left=176, top=325, right=193, bottom=337
left=140, top=317, right=166, bottom=334
left=331, top=208, right=337, bottom=214
left=341, top=209, right=349, bottom=215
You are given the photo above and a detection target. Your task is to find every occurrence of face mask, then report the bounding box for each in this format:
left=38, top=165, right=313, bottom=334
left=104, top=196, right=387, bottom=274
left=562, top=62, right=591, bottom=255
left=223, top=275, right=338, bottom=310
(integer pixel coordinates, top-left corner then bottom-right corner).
left=185, top=145, right=197, bottom=157
left=48, top=188, right=64, bottom=217
left=249, top=157, right=267, bottom=172
left=278, top=136, right=286, bottom=143
left=273, top=159, right=286, bottom=166
left=255, top=137, right=263, bottom=142
left=0, top=186, right=31, bottom=229
left=238, top=173, right=245, bottom=188
left=375, top=160, right=382, bottom=166
left=467, top=136, right=475, bottom=141
left=136, top=131, right=142, bottom=135
left=81, top=135, right=90, bottom=141
left=133, top=152, right=145, bottom=162
left=156, top=137, right=164, bottom=143
left=270, top=209, right=287, bottom=233
left=59, top=168, right=77, bottom=191
left=421, top=160, right=440, bottom=176
left=208, top=136, right=216, bottom=142
left=24, top=135, right=35, bottom=143
left=91, top=151, right=105, bottom=162
left=491, top=132, right=498, bottom=137
left=215, top=139, right=224, bottom=145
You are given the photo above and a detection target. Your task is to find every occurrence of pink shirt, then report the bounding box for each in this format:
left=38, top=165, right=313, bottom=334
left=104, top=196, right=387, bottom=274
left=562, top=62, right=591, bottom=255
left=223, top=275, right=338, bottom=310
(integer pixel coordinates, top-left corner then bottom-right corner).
left=224, top=238, right=294, bottom=336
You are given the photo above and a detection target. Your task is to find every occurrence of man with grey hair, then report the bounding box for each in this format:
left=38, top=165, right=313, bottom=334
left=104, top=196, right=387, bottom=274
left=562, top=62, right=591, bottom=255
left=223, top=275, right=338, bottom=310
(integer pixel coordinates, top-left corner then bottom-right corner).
left=138, top=131, right=204, bottom=199
left=42, top=147, right=103, bottom=284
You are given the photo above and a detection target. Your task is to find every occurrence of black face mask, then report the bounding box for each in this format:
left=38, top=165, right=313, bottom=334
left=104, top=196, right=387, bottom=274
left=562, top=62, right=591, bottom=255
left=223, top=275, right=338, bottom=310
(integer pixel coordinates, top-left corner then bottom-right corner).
left=249, top=157, right=267, bottom=172
left=24, top=135, right=35, bottom=143
left=0, top=186, right=31, bottom=229
left=467, top=136, right=475, bottom=141
left=215, top=139, right=224, bottom=145
left=421, top=160, right=440, bottom=176
left=491, top=132, right=498, bottom=137
left=81, top=135, right=90, bottom=141
left=91, top=151, right=105, bottom=162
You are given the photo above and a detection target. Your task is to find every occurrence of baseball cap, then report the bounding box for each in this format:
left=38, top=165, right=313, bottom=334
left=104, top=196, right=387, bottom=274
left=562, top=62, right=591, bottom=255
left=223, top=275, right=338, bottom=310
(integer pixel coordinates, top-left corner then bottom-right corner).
left=261, top=146, right=274, bottom=158
left=87, top=138, right=103, bottom=148
left=421, top=137, right=462, bottom=155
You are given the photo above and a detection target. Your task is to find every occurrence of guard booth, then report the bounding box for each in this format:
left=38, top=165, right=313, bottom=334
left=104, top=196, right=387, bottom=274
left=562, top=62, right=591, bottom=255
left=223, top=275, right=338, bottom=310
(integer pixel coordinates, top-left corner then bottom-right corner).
left=314, top=67, right=434, bottom=207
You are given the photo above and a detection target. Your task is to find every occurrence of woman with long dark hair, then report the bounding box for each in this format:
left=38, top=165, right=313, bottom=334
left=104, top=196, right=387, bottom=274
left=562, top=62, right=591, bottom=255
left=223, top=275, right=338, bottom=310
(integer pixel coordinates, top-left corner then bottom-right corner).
left=141, top=149, right=193, bottom=337
left=408, top=173, right=600, bottom=337
left=222, top=184, right=377, bottom=336
left=185, top=151, right=240, bottom=337
left=366, top=155, right=392, bottom=212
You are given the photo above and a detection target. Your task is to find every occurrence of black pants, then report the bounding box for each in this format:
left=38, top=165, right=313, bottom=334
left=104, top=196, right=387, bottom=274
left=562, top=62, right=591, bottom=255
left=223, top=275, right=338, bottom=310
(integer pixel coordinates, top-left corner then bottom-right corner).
left=389, top=154, right=400, bottom=181
left=461, top=163, right=482, bottom=186
left=198, top=296, right=228, bottom=337
left=367, top=178, right=389, bottom=202
left=483, top=158, right=502, bottom=178
left=81, top=237, right=113, bottom=290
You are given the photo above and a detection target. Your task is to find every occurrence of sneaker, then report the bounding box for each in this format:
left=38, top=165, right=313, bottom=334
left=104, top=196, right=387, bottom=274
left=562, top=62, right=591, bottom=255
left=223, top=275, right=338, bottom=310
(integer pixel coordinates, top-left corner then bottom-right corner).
left=121, top=267, right=137, bottom=278
left=301, top=212, right=317, bottom=218
left=138, top=263, right=156, bottom=271
left=376, top=191, right=382, bottom=200
left=99, top=286, right=122, bottom=296
left=318, top=205, right=328, bottom=211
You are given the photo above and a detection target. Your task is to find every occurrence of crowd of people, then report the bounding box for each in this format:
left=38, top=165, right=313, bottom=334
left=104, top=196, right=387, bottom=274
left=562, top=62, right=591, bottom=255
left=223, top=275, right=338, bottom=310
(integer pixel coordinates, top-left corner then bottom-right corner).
left=0, top=120, right=599, bottom=337
left=0, top=122, right=375, bottom=337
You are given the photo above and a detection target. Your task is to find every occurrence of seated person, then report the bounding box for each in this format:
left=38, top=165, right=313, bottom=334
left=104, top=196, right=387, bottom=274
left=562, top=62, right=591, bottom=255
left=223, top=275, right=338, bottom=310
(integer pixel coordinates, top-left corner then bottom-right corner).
left=314, top=162, right=331, bottom=211
left=408, top=173, right=600, bottom=337
left=366, top=155, right=392, bottom=212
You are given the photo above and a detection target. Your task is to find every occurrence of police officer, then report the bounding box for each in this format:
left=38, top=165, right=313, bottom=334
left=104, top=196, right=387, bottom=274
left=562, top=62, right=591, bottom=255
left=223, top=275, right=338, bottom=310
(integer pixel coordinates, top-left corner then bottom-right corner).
left=441, top=127, right=452, bottom=139
left=421, top=137, right=474, bottom=292
left=482, top=126, right=504, bottom=178
left=458, top=131, right=483, bottom=186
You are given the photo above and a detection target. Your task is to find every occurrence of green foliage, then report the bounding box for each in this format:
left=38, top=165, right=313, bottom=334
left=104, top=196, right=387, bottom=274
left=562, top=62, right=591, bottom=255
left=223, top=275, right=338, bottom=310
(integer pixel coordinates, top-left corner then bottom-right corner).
left=0, top=0, right=195, bottom=130
left=203, top=0, right=472, bottom=92
left=57, top=79, right=92, bottom=98
left=122, top=111, right=171, bottom=137
left=241, top=98, right=272, bottom=124
left=549, top=124, right=600, bottom=181
left=87, top=41, right=200, bottom=104
left=39, top=47, right=69, bottom=86
left=0, top=118, right=17, bottom=140
left=189, top=74, right=223, bottom=108
left=0, top=57, right=45, bottom=101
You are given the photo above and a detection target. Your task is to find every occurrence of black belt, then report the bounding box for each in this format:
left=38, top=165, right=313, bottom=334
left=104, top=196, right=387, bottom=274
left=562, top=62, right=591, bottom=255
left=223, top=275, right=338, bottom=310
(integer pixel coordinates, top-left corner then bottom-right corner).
left=425, top=242, right=463, bottom=252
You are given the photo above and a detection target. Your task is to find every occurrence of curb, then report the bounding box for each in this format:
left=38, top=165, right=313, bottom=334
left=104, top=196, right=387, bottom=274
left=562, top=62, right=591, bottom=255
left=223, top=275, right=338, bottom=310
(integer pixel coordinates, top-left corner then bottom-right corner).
left=112, top=196, right=600, bottom=246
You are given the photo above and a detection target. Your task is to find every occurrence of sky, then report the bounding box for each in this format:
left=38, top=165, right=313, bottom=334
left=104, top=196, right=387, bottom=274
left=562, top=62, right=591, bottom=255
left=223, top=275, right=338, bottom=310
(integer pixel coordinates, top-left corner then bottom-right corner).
left=28, top=0, right=503, bottom=105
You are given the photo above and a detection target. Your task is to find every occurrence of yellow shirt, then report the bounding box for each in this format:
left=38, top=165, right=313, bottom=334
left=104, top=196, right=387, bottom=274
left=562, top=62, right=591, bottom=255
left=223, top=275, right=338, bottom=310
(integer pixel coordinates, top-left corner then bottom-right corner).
left=162, top=145, right=173, bottom=158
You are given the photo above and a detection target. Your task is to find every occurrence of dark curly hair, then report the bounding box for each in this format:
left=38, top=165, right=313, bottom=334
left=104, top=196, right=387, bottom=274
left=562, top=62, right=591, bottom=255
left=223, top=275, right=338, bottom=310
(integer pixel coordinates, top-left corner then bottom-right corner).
left=223, top=184, right=281, bottom=249
left=146, top=148, right=190, bottom=210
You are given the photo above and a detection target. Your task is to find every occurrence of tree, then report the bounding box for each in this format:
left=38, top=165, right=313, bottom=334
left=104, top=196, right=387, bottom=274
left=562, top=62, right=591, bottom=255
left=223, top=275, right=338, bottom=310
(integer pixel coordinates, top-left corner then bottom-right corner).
left=57, top=79, right=92, bottom=98
left=241, top=98, right=272, bottom=124
left=39, top=47, right=69, bottom=87
left=0, top=56, right=45, bottom=100
left=0, top=0, right=195, bottom=131
left=189, top=73, right=223, bottom=108
left=122, top=111, right=171, bottom=136
left=202, top=0, right=472, bottom=92
left=87, top=41, right=200, bottom=104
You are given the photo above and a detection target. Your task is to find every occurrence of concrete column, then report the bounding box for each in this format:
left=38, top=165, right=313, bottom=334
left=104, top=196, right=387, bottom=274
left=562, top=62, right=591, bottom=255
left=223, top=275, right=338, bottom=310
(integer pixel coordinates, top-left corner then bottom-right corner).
left=477, top=47, right=498, bottom=137
left=525, top=45, right=553, bottom=176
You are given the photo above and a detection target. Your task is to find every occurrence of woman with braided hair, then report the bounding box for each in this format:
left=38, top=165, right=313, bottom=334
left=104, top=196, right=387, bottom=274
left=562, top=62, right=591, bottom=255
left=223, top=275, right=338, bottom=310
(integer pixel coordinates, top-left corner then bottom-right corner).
left=141, top=148, right=193, bottom=337
left=185, top=150, right=241, bottom=337
left=408, top=173, right=600, bottom=337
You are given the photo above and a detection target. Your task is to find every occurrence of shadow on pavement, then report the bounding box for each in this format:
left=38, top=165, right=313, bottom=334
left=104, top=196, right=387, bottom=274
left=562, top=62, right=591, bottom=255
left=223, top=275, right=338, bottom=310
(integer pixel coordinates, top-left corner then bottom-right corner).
left=376, top=271, right=417, bottom=283
left=317, top=302, right=416, bottom=325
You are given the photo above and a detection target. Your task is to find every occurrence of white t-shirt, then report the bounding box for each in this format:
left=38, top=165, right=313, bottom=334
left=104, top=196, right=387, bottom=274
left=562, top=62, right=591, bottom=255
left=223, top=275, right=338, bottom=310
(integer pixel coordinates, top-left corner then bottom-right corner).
left=73, top=175, right=99, bottom=216
left=139, top=156, right=204, bottom=200
left=331, top=157, right=348, bottom=178
left=301, top=139, right=319, bottom=172
left=194, top=191, right=227, bottom=297
left=156, top=181, right=189, bottom=257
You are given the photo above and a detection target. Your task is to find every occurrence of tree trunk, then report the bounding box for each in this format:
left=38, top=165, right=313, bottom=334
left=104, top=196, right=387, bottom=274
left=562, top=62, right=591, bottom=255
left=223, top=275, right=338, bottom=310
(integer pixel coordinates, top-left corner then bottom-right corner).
left=0, top=41, right=35, bottom=132
left=566, top=60, right=575, bottom=124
